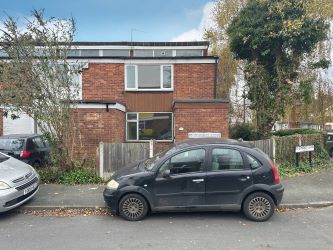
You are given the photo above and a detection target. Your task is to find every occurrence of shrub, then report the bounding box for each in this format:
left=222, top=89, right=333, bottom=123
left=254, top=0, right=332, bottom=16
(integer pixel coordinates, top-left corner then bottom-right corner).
left=61, top=170, right=103, bottom=185
left=230, top=123, right=257, bottom=141
left=278, top=160, right=332, bottom=178
left=273, top=128, right=320, bottom=137
left=36, top=160, right=103, bottom=185
left=37, top=167, right=63, bottom=184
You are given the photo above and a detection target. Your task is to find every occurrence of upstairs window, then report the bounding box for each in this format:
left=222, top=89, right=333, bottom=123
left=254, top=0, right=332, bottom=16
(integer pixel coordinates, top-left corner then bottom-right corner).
left=125, top=64, right=173, bottom=91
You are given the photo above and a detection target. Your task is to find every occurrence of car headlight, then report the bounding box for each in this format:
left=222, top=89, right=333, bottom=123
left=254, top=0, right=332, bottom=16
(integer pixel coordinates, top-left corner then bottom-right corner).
left=0, top=181, right=10, bottom=190
left=106, top=179, right=119, bottom=190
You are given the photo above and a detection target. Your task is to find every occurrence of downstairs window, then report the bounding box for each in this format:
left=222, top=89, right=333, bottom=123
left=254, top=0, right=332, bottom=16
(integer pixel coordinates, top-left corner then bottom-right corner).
left=126, top=112, right=173, bottom=141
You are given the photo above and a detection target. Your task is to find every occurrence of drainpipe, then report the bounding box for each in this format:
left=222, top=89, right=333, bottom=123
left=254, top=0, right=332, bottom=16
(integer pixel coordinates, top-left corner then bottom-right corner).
left=214, top=57, right=218, bottom=99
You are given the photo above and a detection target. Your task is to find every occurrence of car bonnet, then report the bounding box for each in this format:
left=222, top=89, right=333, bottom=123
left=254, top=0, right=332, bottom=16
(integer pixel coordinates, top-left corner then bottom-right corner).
left=0, top=154, right=33, bottom=184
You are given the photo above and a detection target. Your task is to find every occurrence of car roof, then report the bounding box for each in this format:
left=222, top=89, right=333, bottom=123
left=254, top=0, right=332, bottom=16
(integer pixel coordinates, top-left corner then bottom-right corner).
left=0, top=134, right=40, bottom=139
left=174, top=138, right=255, bottom=149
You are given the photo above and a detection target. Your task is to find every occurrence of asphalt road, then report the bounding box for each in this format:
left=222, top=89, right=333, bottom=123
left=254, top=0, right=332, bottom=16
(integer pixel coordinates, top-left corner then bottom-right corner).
left=1, top=207, right=333, bottom=250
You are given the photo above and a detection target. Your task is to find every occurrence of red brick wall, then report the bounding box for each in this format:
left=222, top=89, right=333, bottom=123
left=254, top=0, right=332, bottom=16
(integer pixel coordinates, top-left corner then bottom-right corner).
left=82, top=63, right=216, bottom=103
left=71, top=108, right=125, bottom=158
left=173, top=64, right=215, bottom=99
left=173, top=102, right=229, bottom=142
left=82, top=64, right=125, bottom=102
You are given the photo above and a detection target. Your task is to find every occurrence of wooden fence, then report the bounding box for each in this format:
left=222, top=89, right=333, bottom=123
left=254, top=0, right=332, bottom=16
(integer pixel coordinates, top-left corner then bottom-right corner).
left=98, top=142, right=149, bottom=180
left=249, top=133, right=325, bottom=163
left=250, top=138, right=276, bottom=162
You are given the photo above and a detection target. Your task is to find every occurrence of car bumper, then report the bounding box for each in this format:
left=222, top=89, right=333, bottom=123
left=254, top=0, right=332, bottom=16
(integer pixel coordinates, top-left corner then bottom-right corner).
left=269, top=183, right=284, bottom=205
left=0, top=178, right=40, bottom=213
left=103, top=188, right=120, bottom=213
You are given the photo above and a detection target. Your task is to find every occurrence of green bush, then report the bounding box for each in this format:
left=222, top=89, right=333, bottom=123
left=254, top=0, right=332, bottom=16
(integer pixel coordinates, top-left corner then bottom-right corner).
left=37, top=160, right=104, bottom=185
left=273, top=128, right=320, bottom=137
left=230, top=123, right=257, bottom=141
left=61, top=170, right=103, bottom=185
left=37, top=167, right=63, bottom=184
left=278, top=160, right=332, bottom=178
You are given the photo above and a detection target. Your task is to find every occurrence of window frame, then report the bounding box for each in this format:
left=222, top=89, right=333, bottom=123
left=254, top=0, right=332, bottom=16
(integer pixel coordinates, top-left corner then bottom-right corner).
left=125, top=64, right=174, bottom=91
left=126, top=112, right=174, bottom=142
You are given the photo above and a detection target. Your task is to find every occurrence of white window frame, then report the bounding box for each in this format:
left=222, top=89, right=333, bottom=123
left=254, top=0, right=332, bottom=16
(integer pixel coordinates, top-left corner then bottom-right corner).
left=125, top=64, right=174, bottom=91
left=126, top=112, right=174, bottom=142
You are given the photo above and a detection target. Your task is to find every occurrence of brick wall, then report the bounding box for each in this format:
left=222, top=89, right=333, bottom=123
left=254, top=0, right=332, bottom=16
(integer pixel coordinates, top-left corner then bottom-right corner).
left=82, top=63, right=216, bottom=103
left=71, top=108, right=125, bottom=158
left=82, top=63, right=125, bottom=102
left=173, top=102, right=229, bottom=141
left=173, top=64, right=215, bottom=99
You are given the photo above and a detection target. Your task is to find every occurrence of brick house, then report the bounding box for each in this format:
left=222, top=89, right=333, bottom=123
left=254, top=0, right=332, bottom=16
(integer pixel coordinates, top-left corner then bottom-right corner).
left=1, top=41, right=229, bottom=157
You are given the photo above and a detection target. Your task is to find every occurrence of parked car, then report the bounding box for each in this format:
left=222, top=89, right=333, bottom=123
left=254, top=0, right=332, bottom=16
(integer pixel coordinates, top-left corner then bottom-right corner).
left=0, top=134, right=51, bottom=167
left=326, top=132, right=333, bottom=156
left=0, top=152, right=40, bottom=213
left=103, top=138, right=284, bottom=222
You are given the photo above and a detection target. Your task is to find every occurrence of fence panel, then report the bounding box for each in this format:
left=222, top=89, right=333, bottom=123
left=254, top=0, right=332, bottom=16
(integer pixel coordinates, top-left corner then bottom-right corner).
left=249, top=138, right=275, bottom=161
left=98, top=142, right=149, bottom=180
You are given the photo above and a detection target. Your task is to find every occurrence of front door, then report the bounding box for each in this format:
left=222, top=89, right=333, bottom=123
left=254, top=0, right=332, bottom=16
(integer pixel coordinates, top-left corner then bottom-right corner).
left=152, top=148, right=207, bottom=208
left=205, top=147, right=253, bottom=205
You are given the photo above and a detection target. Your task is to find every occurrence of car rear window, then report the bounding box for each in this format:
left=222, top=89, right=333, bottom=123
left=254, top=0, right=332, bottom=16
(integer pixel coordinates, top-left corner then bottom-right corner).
left=0, top=139, right=25, bottom=151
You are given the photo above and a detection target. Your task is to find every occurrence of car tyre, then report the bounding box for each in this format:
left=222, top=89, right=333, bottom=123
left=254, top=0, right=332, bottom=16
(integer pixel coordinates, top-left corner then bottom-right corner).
left=243, top=192, right=275, bottom=222
left=119, top=193, right=148, bottom=221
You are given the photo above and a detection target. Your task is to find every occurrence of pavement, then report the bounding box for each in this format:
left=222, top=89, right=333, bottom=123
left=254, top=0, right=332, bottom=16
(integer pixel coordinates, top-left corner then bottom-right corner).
left=19, top=168, right=333, bottom=211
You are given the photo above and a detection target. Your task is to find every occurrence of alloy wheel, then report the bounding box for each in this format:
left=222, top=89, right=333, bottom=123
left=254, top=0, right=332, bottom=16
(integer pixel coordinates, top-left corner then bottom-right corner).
left=248, top=196, right=272, bottom=219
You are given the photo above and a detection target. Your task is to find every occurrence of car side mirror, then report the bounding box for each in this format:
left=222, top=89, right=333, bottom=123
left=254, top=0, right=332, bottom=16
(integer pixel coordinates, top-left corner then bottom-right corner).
left=162, top=170, right=170, bottom=178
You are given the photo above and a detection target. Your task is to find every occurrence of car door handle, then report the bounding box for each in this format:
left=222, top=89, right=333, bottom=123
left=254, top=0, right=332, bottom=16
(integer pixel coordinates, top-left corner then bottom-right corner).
left=239, top=176, right=251, bottom=181
left=192, top=179, right=204, bottom=183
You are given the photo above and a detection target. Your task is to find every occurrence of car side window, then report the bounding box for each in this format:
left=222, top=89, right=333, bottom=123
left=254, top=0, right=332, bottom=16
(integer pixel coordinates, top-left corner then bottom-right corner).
left=32, top=137, right=45, bottom=148
left=246, top=154, right=262, bottom=169
left=211, top=148, right=244, bottom=171
left=158, top=149, right=205, bottom=176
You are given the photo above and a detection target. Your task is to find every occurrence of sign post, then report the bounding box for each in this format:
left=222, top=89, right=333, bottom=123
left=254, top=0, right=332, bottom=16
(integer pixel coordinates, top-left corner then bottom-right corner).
left=295, top=145, right=314, bottom=167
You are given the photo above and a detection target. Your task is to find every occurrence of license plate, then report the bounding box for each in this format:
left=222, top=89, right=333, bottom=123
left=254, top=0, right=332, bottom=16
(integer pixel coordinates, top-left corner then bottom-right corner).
left=23, top=183, right=38, bottom=195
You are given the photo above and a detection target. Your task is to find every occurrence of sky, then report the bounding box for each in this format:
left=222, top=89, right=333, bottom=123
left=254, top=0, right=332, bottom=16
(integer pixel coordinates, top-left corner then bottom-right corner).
left=0, top=0, right=215, bottom=42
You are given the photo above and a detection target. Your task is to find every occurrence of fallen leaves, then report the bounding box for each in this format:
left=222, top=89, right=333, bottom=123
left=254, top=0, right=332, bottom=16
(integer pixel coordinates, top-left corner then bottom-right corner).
left=19, top=208, right=113, bottom=217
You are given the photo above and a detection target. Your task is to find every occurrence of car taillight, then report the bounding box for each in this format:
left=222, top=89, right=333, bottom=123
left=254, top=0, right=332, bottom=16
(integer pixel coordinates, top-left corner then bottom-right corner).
left=20, top=150, right=31, bottom=158
left=270, top=162, right=280, bottom=184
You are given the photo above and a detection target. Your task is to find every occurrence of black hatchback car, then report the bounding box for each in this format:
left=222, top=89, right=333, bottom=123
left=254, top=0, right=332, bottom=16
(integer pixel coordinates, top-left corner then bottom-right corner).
left=0, top=134, right=51, bottom=167
left=103, top=138, right=284, bottom=222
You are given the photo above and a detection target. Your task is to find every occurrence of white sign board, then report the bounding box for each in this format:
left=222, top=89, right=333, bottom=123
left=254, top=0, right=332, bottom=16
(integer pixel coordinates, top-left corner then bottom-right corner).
left=295, top=145, right=314, bottom=153
left=188, top=132, right=221, bottom=139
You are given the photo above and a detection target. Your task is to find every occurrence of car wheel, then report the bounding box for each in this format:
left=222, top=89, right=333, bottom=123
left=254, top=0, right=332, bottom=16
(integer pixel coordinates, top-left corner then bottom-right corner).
left=243, top=192, right=275, bottom=222
left=119, top=194, right=148, bottom=221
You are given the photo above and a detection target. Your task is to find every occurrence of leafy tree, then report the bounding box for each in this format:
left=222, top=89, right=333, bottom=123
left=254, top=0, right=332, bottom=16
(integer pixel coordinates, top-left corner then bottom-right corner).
left=0, top=10, right=82, bottom=169
left=227, top=0, right=331, bottom=138
left=204, top=0, right=247, bottom=98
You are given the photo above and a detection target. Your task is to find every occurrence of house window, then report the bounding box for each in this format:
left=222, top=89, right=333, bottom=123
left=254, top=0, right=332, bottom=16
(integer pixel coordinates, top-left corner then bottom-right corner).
left=176, top=49, right=203, bottom=56
left=103, top=49, right=130, bottom=57
left=126, top=112, right=173, bottom=141
left=125, top=64, right=173, bottom=91
left=134, top=50, right=154, bottom=57
left=80, top=49, right=99, bottom=57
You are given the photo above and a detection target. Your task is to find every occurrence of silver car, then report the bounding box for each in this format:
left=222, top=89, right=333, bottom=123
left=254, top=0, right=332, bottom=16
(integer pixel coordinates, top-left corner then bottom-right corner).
left=0, top=152, right=40, bottom=212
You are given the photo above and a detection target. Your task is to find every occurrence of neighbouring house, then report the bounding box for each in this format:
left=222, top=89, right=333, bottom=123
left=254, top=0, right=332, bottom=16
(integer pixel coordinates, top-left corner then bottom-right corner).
left=274, top=121, right=322, bottom=131
left=0, top=41, right=229, bottom=157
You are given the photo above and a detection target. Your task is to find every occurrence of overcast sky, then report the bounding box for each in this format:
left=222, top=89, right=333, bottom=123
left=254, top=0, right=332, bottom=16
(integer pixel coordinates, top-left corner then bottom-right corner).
left=0, top=0, right=214, bottom=42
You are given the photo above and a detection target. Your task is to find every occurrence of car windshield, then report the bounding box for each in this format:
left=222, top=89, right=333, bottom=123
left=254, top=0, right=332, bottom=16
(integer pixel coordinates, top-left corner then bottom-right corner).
left=141, top=146, right=177, bottom=171
left=0, top=139, right=25, bottom=151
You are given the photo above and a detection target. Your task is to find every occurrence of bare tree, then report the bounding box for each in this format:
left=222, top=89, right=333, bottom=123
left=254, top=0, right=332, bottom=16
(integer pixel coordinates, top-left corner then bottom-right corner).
left=0, top=9, right=82, bottom=169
